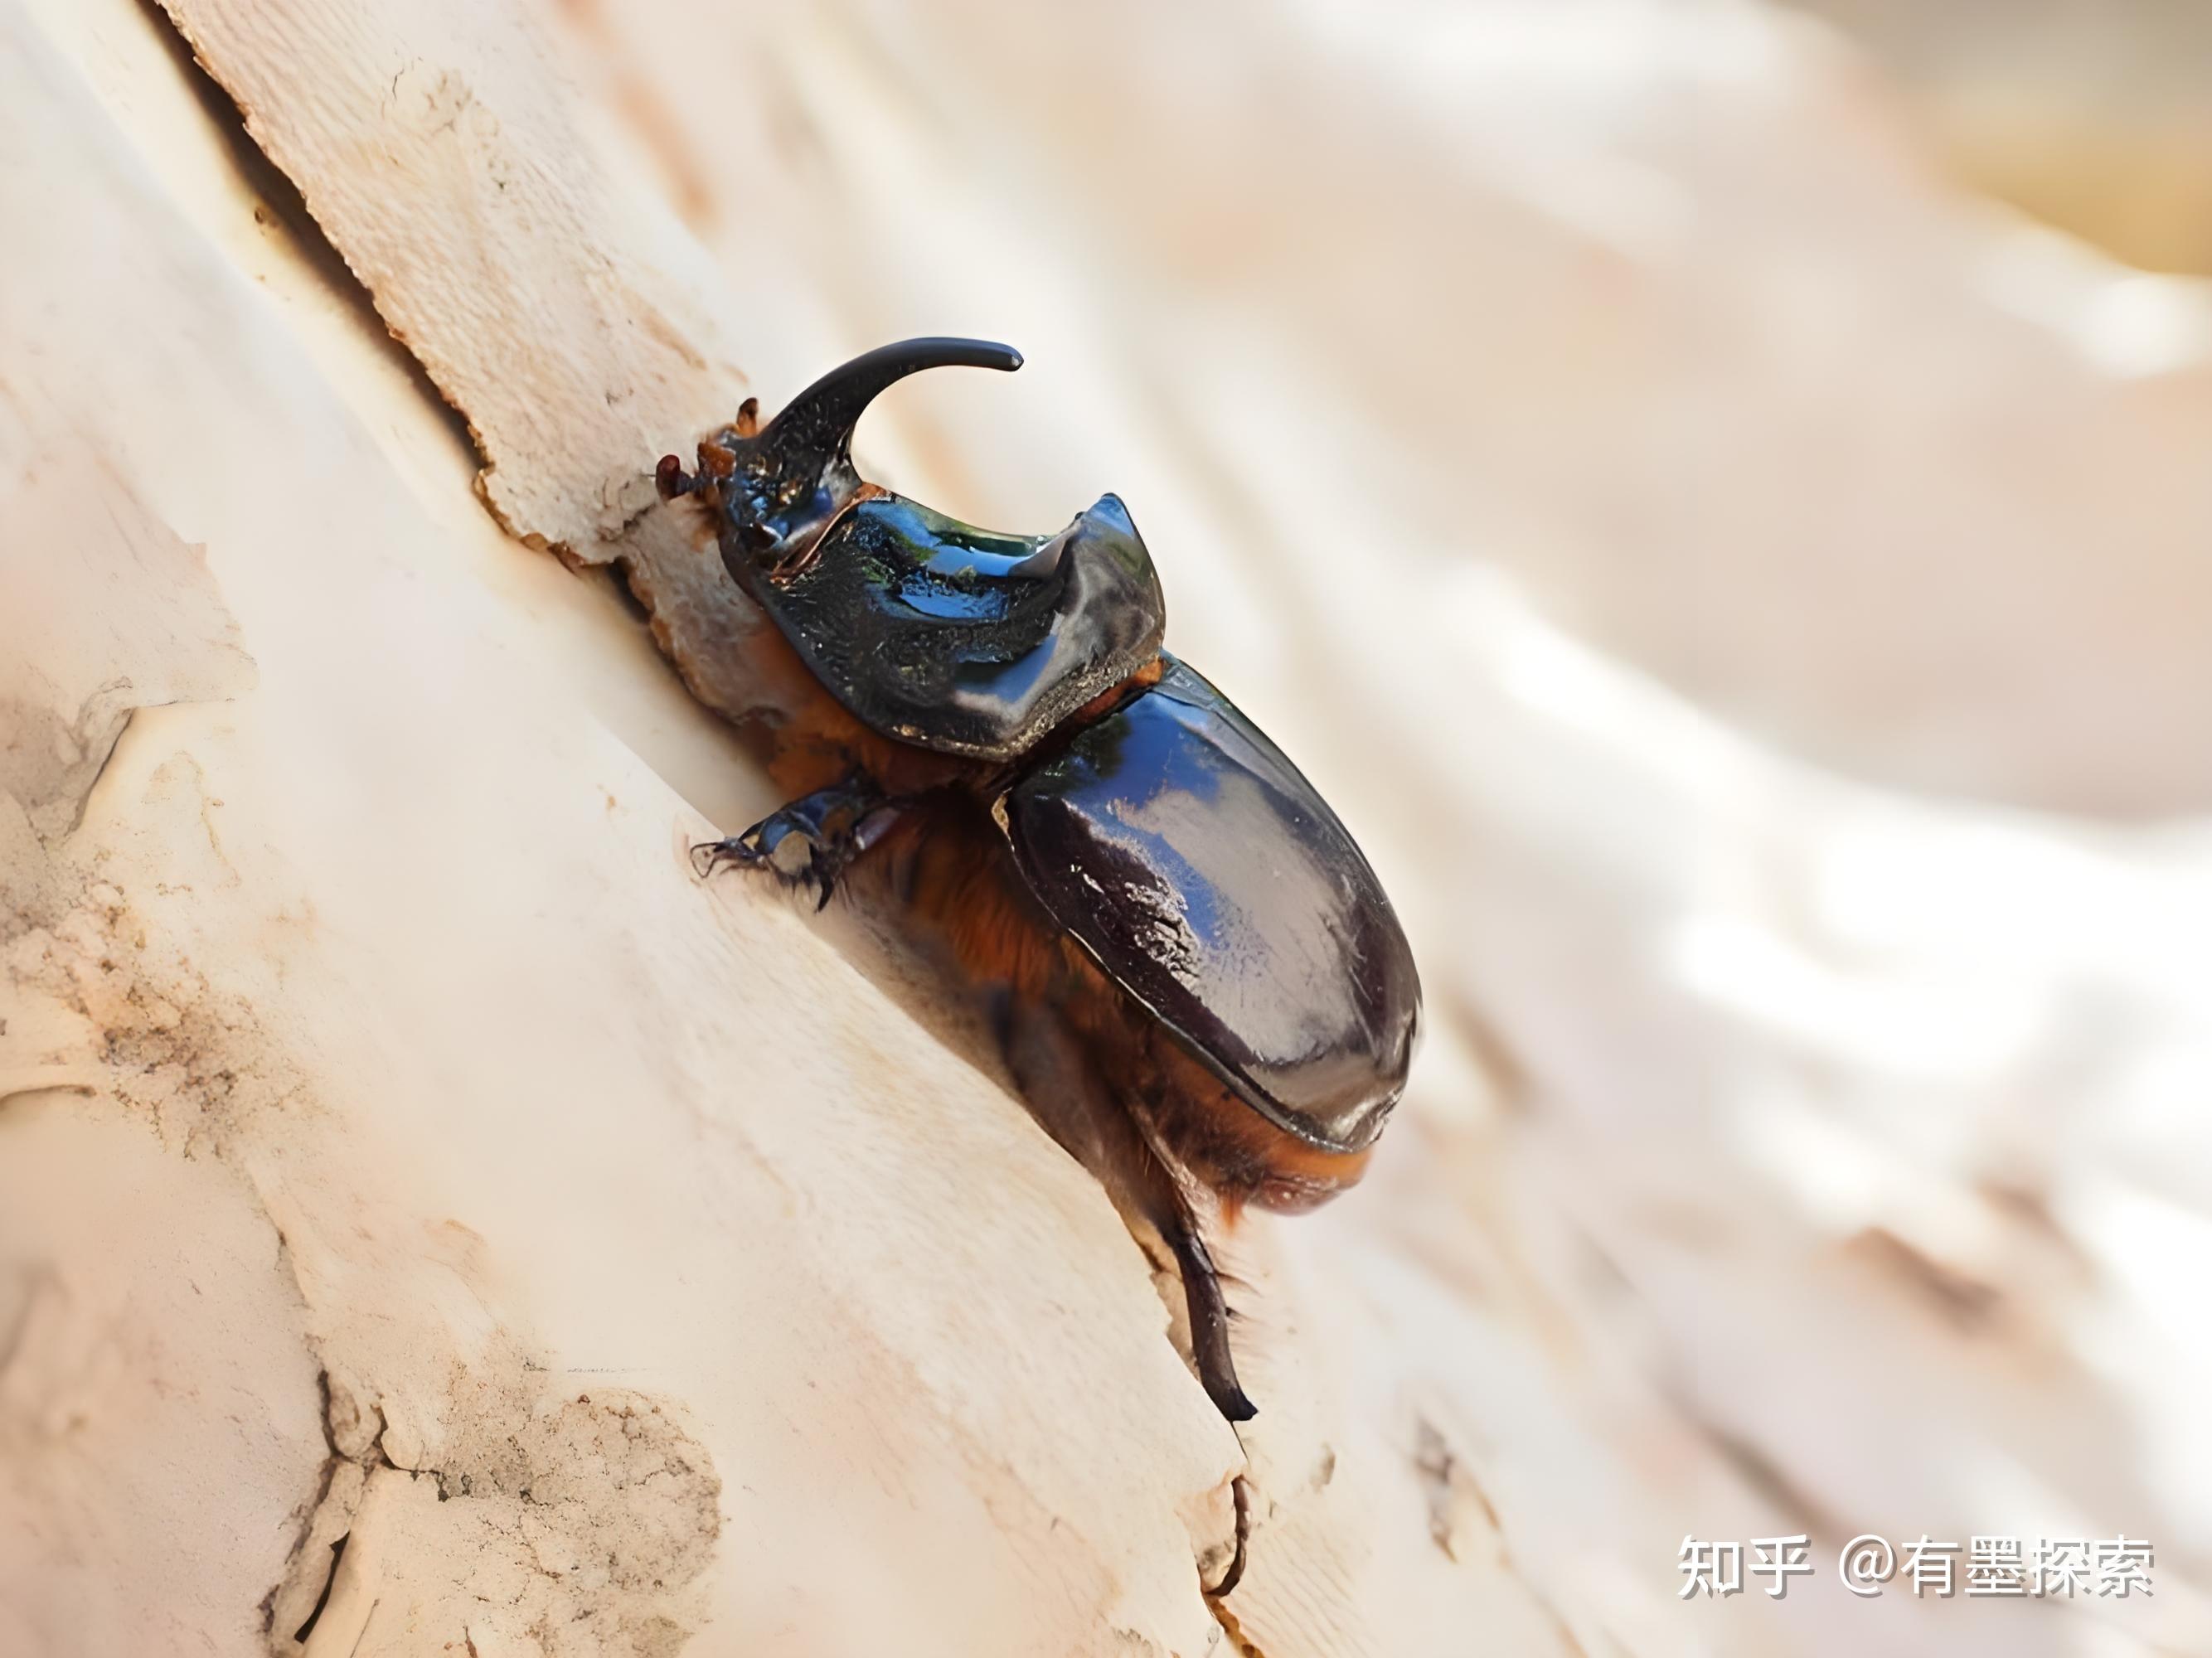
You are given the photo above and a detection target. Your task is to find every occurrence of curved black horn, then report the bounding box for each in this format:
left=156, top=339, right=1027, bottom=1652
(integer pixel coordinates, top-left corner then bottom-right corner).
left=663, top=337, right=1024, bottom=565
left=762, top=337, right=1022, bottom=484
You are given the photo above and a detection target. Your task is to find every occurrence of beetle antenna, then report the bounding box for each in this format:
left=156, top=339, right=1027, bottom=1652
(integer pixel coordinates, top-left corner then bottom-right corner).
left=654, top=453, right=696, bottom=500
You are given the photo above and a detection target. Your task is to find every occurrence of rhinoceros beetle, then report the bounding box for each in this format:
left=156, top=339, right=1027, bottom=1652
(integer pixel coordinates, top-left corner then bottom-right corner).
left=658, top=339, right=1420, bottom=1422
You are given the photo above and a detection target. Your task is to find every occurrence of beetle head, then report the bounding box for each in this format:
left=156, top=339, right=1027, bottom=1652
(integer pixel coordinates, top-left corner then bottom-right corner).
left=657, top=337, right=1023, bottom=570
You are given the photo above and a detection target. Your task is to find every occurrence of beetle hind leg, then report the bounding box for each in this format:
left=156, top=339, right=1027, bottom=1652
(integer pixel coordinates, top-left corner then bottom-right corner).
left=1162, top=1204, right=1255, bottom=1423
left=995, top=991, right=1257, bottom=1423
left=692, top=777, right=905, bottom=910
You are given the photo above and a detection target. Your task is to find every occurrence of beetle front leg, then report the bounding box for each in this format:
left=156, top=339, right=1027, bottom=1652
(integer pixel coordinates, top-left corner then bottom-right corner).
left=691, top=777, right=905, bottom=910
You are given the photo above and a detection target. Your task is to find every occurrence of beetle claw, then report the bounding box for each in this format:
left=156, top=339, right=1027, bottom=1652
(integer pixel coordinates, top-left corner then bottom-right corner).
left=808, top=845, right=840, bottom=911
left=690, top=835, right=765, bottom=880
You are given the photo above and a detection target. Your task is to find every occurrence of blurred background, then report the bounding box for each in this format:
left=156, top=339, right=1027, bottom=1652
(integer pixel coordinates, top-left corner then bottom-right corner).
left=535, top=1, right=2212, bottom=1651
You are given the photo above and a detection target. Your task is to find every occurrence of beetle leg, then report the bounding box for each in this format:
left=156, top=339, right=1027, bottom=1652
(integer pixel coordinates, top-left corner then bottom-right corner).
left=1163, top=1203, right=1255, bottom=1423
left=995, top=992, right=1258, bottom=1423
left=691, top=778, right=905, bottom=910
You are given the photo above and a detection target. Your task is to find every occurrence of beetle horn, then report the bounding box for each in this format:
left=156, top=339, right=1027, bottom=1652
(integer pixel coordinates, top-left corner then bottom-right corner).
left=665, top=337, right=1023, bottom=562
left=760, top=336, right=1023, bottom=493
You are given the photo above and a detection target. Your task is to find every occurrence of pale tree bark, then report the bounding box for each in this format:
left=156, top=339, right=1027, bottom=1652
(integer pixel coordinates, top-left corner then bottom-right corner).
left=5, top=2, right=2212, bottom=1656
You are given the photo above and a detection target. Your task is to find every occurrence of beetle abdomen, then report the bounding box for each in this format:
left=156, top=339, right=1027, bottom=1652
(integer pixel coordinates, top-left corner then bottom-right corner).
left=997, top=657, right=1421, bottom=1156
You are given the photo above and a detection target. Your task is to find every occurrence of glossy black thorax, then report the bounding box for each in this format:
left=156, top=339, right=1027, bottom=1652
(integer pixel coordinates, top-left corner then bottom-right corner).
left=740, top=488, right=1163, bottom=760
left=691, top=338, right=1167, bottom=762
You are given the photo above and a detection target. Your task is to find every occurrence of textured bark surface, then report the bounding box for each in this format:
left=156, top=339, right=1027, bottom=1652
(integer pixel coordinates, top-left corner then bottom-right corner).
left=1, top=9, right=1233, bottom=1652
left=6, top=1, right=2212, bottom=1655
